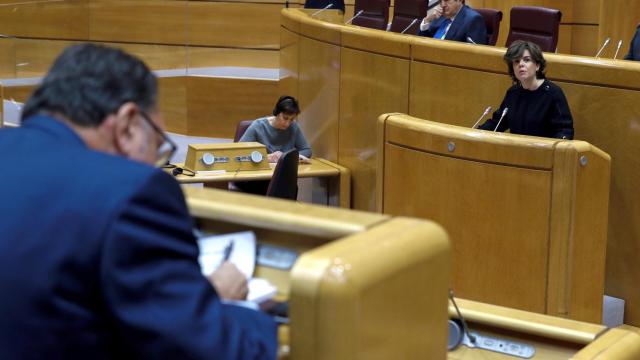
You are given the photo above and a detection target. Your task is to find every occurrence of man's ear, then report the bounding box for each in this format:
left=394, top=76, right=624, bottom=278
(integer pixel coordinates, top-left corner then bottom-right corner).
left=112, top=102, right=141, bottom=156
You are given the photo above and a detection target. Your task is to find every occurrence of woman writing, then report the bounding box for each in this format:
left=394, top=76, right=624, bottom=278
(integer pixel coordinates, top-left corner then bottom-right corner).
left=478, top=40, right=574, bottom=139
left=240, top=95, right=312, bottom=162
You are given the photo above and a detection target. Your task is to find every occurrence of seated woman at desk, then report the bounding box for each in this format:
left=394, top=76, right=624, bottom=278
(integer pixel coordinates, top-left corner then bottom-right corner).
left=234, top=95, right=312, bottom=195
left=478, top=40, right=574, bottom=139
left=240, top=95, right=312, bottom=162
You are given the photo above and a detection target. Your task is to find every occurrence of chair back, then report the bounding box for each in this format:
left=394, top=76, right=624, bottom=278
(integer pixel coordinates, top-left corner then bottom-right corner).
left=388, top=0, right=425, bottom=34
left=266, top=149, right=299, bottom=200
left=234, top=120, right=254, bottom=142
left=475, top=8, right=503, bottom=46
left=352, top=0, right=391, bottom=30
left=505, top=6, right=562, bottom=52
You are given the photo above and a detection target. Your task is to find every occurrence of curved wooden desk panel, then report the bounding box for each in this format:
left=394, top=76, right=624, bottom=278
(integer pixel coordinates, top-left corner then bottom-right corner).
left=186, top=187, right=639, bottom=359
left=185, top=187, right=451, bottom=359
left=377, top=113, right=610, bottom=323
left=280, top=7, right=640, bottom=326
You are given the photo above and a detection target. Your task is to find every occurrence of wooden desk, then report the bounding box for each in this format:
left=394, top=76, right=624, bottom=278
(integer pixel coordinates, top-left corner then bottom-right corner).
left=172, top=158, right=351, bottom=208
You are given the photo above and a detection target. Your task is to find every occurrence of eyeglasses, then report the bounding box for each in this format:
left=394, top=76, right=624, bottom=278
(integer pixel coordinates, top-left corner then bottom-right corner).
left=139, top=111, right=177, bottom=167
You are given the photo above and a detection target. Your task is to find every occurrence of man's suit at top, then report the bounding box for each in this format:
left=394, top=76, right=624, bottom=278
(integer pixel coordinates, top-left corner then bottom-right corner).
left=624, top=24, right=640, bottom=61
left=417, top=5, right=487, bottom=45
left=0, top=115, right=277, bottom=359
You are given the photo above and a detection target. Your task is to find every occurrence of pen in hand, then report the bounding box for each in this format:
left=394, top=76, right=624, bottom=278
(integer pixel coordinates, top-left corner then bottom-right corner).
left=223, top=240, right=234, bottom=261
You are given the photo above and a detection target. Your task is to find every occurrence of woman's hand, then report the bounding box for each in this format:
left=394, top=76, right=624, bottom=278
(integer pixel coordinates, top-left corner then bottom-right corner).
left=268, top=151, right=283, bottom=163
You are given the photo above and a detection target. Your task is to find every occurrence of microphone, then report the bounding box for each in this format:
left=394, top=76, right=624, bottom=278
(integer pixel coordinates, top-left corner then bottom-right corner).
left=466, top=36, right=476, bottom=44
left=449, top=289, right=476, bottom=345
left=345, top=9, right=364, bottom=24
left=472, top=106, right=492, bottom=129
left=311, top=3, right=333, bottom=17
left=400, top=19, right=418, bottom=34
left=595, top=37, right=611, bottom=58
left=493, top=107, right=508, bottom=132
left=613, top=39, right=623, bottom=59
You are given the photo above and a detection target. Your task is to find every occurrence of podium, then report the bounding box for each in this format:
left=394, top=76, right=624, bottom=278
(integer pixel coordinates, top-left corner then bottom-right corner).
left=377, top=113, right=611, bottom=323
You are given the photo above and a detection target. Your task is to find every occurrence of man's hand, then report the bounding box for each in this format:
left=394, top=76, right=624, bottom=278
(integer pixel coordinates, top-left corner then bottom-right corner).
left=268, top=151, right=283, bottom=163
left=424, top=5, right=443, bottom=23
left=208, top=261, right=248, bottom=300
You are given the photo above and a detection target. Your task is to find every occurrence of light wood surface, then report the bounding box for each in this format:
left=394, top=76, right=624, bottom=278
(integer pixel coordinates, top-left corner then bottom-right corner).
left=598, top=0, right=640, bottom=60
left=174, top=157, right=351, bottom=208
left=282, top=7, right=640, bottom=326
left=185, top=187, right=640, bottom=359
left=377, top=114, right=610, bottom=323
left=296, top=36, right=341, bottom=162
left=183, top=76, right=278, bottom=138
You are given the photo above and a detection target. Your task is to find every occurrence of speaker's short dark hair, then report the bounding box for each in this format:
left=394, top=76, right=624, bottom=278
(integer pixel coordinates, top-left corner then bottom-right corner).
left=21, top=43, right=157, bottom=127
left=504, top=40, right=547, bottom=83
left=272, top=95, right=300, bottom=116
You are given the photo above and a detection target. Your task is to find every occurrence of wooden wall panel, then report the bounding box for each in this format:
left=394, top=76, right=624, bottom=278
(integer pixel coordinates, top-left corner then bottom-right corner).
left=279, top=28, right=300, bottom=99
left=383, top=143, right=551, bottom=313
left=15, top=39, right=76, bottom=78
left=0, top=0, right=88, bottom=39
left=187, top=47, right=279, bottom=69
left=599, top=0, right=640, bottom=61
left=89, top=1, right=187, bottom=45
left=159, top=77, right=188, bottom=134
left=558, top=81, right=640, bottom=325
left=409, top=62, right=511, bottom=128
left=297, top=36, right=340, bottom=162
left=0, top=38, right=16, bottom=78
left=187, top=1, right=283, bottom=48
left=571, top=25, right=599, bottom=57
left=185, top=77, right=278, bottom=138
left=339, top=48, right=409, bottom=211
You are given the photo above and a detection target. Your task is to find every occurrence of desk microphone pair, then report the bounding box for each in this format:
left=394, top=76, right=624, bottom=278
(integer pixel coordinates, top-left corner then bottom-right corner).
left=471, top=106, right=509, bottom=131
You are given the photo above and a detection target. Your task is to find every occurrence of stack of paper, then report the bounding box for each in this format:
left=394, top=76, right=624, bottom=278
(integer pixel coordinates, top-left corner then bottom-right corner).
left=196, top=231, right=277, bottom=304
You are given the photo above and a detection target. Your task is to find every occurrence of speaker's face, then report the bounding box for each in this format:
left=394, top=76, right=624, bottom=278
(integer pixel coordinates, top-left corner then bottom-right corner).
left=512, top=49, right=540, bottom=84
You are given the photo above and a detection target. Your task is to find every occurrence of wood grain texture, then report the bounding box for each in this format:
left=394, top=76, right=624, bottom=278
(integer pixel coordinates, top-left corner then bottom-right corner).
left=0, top=0, right=89, bottom=40
left=598, top=0, right=640, bottom=61
left=378, top=115, right=609, bottom=322
left=339, top=48, right=409, bottom=211
left=296, top=36, right=341, bottom=162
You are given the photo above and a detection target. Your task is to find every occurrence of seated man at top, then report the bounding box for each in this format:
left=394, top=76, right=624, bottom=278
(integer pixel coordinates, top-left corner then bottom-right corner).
left=0, top=43, right=276, bottom=359
left=624, top=24, right=640, bottom=61
left=417, top=0, right=487, bottom=45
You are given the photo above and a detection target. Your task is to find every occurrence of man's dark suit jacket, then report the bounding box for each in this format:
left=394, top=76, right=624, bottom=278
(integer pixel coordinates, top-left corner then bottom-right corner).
left=625, top=25, right=640, bottom=61
left=417, top=5, right=487, bottom=45
left=0, top=115, right=277, bottom=359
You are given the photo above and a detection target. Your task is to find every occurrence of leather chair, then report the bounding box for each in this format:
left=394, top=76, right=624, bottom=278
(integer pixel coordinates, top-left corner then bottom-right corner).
left=266, top=149, right=299, bottom=200
left=234, top=120, right=254, bottom=142
left=505, top=6, right=562, bottom=52
left=351, top=0, right=391, bottom=31
left=388, top=0, right=425, bottom=34
left=475, top=8, right=503, bottom=46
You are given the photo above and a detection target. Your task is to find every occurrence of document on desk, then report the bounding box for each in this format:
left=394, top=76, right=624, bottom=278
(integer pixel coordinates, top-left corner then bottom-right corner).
left=196, top=231, right=277, bottom=303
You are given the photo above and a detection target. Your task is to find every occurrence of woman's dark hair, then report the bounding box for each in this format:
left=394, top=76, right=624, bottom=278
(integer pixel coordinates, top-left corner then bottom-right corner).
left=272, top=95, right=300, bottom=116
left=21, top=43, right=157, bottom=127
left=503, top=40, right=547, bottom=83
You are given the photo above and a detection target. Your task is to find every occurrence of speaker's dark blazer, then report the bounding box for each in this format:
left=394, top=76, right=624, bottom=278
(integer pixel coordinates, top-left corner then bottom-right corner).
left=417, top=5, right=487, bottom=45
left=625, top=24, right=640, bottom=61
left=0, top=115, right=277, bottom=359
